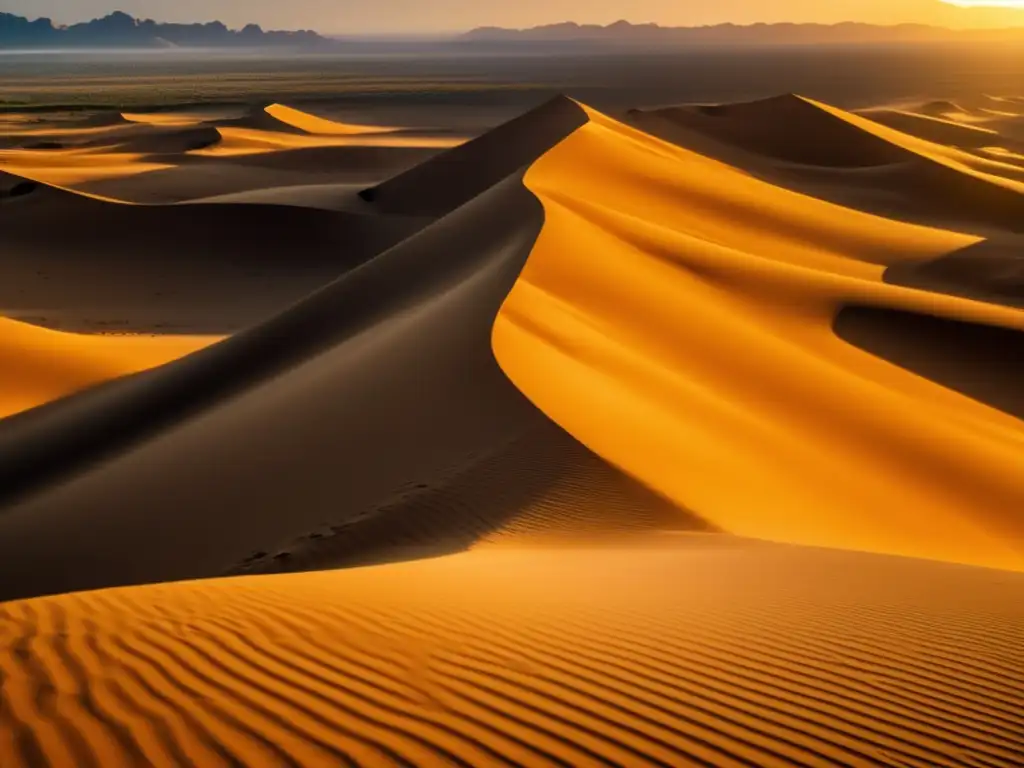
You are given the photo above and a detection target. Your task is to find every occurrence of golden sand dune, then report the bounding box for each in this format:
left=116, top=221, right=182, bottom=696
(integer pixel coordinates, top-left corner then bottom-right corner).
left=196, top=126, right=461, bottom=158
left=263, top=103, right=399, bottom=136
left=2, top=541, right=1023, bottom=767
left=195, top=104, right=462, bottom=158
left=1, top=91, right=1023, bottom=766
left=494, top=103, right=1024, bottom=571
left=0, top=147, right=171, bottom=186
left=0, top=114, right=634, bottom=600
left=0, top=104, right=463, bottom=188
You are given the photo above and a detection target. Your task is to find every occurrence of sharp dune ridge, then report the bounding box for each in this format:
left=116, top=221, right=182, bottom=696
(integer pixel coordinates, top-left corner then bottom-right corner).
left=1, top=89, right=1023, bottom=766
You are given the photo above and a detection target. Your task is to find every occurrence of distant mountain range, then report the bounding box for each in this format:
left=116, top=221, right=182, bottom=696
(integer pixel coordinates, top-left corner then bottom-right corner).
left=462, top=20, right=1024, bottom=45
left=3, top=10, right=1023, bottom=50
left=0, top=11, right=325, bottom=49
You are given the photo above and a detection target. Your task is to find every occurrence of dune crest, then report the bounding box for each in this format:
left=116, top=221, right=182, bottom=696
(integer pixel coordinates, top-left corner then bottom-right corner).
left=263, top=103, right=397, bottom=136
left=494, top=102, right=1024, bottom=570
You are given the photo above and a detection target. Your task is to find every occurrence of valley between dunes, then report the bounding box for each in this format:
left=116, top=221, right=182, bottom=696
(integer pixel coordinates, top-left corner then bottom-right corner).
left=1, top=92, right=1022, bottom=766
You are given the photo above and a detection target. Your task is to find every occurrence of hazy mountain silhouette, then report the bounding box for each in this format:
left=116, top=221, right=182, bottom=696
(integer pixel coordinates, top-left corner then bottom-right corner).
left=462, top=20, right=1024, bottom=45
left=0, top=11, right=325, bottom=48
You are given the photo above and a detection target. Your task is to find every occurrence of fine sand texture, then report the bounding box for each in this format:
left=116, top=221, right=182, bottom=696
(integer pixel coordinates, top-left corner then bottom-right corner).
left=3, top=541, right=1023, bottom=767
left=2, top=89, right=1023, bottom=767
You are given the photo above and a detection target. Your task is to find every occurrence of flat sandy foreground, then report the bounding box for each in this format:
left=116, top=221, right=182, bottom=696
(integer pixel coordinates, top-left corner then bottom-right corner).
left=1, top=92, right=1023, bottom=766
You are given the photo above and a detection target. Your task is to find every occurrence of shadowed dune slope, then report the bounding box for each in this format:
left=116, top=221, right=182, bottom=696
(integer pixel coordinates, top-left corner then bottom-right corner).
left=0, top=173, right=421, bottom=332
left=0, top=96, right=704, bottom=604
left=75, top=146, right=443, bottom=204
left=2, top=541, right=1023, bottom=767
left=647, top=94, right=910, bottom=167
left=629, top=95, right=1024, bottom=232
left=494, top=103, right=1024, bottom=571
left=853, top=108, right=1004, bottom=148
left=0, top=175, right=553, bottom=600
left=883, top=237, right=1024, bottom=308
left=360, top=96, right=589, bottom=216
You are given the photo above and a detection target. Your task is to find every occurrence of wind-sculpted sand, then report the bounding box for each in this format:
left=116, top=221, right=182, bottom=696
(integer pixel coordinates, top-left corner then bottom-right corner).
left=1, top=94, right=1022, bottom=766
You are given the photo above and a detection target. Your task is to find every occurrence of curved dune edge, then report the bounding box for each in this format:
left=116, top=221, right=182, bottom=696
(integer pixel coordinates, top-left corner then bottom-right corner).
left=0, top=318, right=214, bottom=420
left=0, top=150, right=172, bottom=186
left=263, top=103, right=398, bottom=136
left=2, top=541, right=1023, bottom=767
left=494, top=102, right=1024, bottom=571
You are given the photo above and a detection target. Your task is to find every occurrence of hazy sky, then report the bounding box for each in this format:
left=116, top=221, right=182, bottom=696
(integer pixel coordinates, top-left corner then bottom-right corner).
left=3, top=0, right=1024, bottom=33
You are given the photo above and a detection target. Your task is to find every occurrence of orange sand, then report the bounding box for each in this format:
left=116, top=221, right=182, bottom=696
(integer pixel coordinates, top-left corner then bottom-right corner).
left=0, top=317, right=214, bottom=419
left=493, top=103, right=1024, bottom=570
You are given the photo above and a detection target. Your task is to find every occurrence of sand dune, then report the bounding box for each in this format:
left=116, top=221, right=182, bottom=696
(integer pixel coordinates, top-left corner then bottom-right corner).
left=630, top=96, right=1024, bottom=233
left=0, top=101, right=707, bottom=601
left=2, top=85, right=1023, bottom=767
left=361, top=96, right=588, bottom=216
left=2, top=540, right=1023, bottom=767
left=853, top=107, right=1003, bottom=148
left=264, top=103, right=398, bottom=136
left=195, top=105, right=463, bottom=159
left=495, top=103, right=1024, bottom=571
left=637, top=94, right=911, bottom=167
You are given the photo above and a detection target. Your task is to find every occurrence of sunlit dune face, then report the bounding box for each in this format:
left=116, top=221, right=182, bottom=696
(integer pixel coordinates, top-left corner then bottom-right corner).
left=121, top=112, right=211, bottom=127
left=0, top=317, right=215, bottom=419
left=0, top=149, right=171, bottom=186
left=494, top=102, right=1024, bottom=571
left=264, top=103, right=400, bottom=135
left=194, top=126, right=461, bottom=157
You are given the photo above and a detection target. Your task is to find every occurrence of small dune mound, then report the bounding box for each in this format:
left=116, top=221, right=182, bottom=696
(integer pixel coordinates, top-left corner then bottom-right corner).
left=645, top=94, right=911, bottom=167
left=216, top=105, right=310, bottom=134
left=104, top=124, right=222, bottom=155
left=916, top=99, right=970, bottom=117
left=68, top=111, right=132, bottom=129
left=216, top=103, right=394, bottom=137
left=264, top=103, right=396, bottom=136
left=360, top=95, right=589, bottom=216
left=202, top=144, right=441, bottom=175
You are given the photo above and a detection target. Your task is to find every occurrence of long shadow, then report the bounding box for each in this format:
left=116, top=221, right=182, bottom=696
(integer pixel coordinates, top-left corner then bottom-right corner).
left=834, top=305, right=1024, bottom=421
left=883, top=237, right=1024, bottom=310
